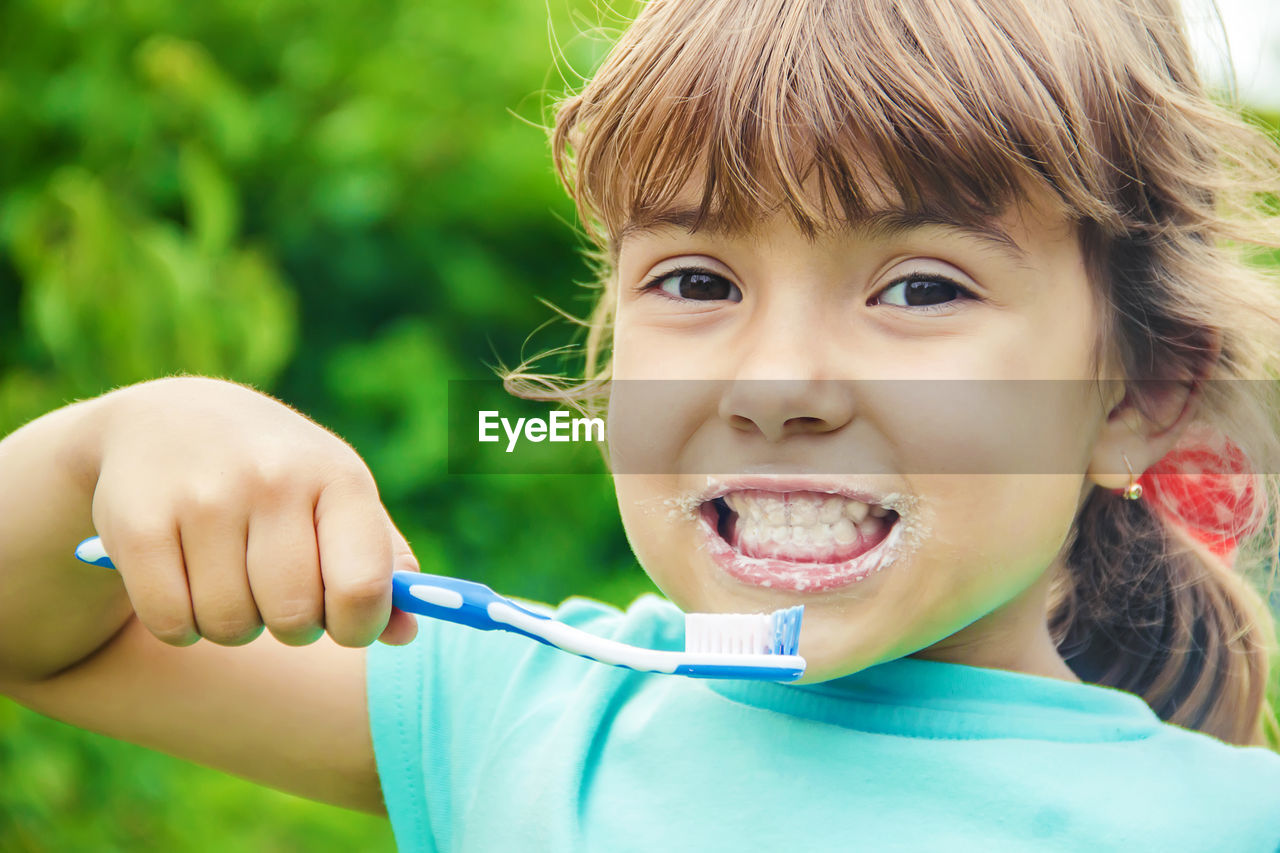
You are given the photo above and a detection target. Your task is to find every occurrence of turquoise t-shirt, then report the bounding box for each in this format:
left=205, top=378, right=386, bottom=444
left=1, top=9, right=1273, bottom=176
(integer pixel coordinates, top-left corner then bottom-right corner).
left=366, top=593, right=1280, bottom=851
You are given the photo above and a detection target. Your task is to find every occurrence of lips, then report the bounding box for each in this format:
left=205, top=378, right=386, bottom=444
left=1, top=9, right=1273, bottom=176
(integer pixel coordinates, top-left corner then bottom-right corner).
left=694, top=480, right=909, bottom=592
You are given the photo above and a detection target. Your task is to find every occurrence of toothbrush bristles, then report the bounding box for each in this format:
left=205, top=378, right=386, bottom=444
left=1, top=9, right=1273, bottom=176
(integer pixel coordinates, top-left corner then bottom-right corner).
left=684, top=606, right=804, bottom=656
left=771, top=605, right=803, bottom=655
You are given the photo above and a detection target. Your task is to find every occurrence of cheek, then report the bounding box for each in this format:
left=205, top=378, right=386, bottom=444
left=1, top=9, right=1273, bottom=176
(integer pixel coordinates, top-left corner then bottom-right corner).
left=902, top=474, right=1082, bottom=622
left=612, top=474, right=689, bottom=595
left=611, top=309, right=739, bottom=382
left=610, top=314, right=690, bottom=381
left=612, top=475, right=656, bottom=536
left=863, top=383, right=1099, bottom=632
left=935, top=475, right=1081, bottom=559
left=607, top=381, right=720, bottom=476
left=867, top=381, right=1103, bottom=478
left=610, top=318, right=644, bottom=380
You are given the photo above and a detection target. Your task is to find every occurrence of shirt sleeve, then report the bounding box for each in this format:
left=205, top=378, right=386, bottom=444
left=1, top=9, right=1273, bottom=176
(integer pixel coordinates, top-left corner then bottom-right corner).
left=366, top=619, right=434, bottom=851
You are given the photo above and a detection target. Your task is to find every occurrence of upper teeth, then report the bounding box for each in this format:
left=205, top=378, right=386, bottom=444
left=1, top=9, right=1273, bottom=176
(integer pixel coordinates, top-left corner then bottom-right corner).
left=720, top=490, right=891, bottom=552
left=722, top=491, right=887, bottom=523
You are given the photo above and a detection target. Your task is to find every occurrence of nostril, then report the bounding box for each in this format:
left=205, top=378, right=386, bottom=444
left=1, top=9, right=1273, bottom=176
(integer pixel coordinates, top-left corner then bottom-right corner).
left=784, top=416, right=826, bottom=433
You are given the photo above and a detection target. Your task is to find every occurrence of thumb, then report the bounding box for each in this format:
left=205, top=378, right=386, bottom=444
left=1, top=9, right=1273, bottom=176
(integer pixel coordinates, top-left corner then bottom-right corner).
left=378, top=516, right=420, bottom=646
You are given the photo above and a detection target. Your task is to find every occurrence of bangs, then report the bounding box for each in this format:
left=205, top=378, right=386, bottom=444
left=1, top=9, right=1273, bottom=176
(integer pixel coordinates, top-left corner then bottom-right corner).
left=552, top=0, right=1188, bottom=246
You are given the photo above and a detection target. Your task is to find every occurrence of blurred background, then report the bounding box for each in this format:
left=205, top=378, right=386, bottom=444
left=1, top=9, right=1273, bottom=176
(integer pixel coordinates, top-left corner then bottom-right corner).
left=0, top=0, right=644, bottom=849
left=1, top=0, right=1278, bottom=850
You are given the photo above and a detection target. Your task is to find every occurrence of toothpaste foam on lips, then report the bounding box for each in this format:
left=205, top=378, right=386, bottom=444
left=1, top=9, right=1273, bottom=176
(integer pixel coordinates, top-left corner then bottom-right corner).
left=696, top=485, right=923, bottom=592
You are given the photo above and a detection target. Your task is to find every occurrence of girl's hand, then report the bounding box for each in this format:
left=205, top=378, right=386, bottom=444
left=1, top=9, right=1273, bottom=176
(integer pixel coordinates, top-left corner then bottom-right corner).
left=87, top=376, right=419, bottom=649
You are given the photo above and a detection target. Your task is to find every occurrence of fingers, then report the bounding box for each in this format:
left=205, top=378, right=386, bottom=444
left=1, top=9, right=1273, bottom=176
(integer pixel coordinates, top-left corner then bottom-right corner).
left=100, top=519, right=199, bottom=647
left=181, top=504, right=261, bottom=646
left=98, top=456, right=414, bottom=650
left=378, top=519, right=420, bottom=646
left=379, top=607, right=419, bottom=646
left=315, top=466, right=396, bottom=647
left=247, top=500, right=325, bottom=646
left=255, top=485, right=415, bottom=647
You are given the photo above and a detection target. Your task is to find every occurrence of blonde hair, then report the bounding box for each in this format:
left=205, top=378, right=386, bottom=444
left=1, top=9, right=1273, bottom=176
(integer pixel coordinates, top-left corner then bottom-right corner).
left=513, top=0, right=1280, bottom=746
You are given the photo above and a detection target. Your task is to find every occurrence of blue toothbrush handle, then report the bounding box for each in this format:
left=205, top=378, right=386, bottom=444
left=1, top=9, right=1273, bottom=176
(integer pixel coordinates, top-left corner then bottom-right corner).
left=391, top=571, right=550, bottom=631
left=75, top=536, right=536, bottom=633
left=76, top=536, right=115, bottom=568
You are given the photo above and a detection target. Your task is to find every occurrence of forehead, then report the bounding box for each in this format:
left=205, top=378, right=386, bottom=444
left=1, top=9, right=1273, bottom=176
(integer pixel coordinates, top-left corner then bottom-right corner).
left=619, top=203, right=1038, bottom=267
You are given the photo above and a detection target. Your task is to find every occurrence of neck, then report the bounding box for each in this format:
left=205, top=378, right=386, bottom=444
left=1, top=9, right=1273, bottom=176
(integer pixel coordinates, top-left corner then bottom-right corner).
left=908, top=567, right=1082, bottom=684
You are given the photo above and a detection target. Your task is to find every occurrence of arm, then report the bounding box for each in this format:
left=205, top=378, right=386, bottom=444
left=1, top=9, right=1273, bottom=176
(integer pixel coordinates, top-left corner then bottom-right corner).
left=0, top=376, right=420, bottom=813
left=0, top=396, right=131, bottom=683
left=3, top=617, right=384, bottom=812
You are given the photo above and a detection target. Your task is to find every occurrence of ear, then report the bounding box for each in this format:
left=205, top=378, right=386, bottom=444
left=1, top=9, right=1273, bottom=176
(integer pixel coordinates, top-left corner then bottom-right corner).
left=1086, top=378, right=1202, bottom=490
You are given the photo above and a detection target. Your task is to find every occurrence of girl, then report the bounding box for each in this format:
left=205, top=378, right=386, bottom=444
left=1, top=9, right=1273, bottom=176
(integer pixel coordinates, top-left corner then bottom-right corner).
left=3, top=0, right=1280, bottom=849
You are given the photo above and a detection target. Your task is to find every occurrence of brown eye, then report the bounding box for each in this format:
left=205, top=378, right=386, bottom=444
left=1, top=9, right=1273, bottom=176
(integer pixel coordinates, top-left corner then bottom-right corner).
left=647, top=268, right=743, bottom=302
left=874, top=274, right=974, bottom=311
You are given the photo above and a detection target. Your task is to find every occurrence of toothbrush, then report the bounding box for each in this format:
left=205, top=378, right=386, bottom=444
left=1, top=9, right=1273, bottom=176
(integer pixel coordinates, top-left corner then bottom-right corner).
left=74, top=536, right=806, bottom=681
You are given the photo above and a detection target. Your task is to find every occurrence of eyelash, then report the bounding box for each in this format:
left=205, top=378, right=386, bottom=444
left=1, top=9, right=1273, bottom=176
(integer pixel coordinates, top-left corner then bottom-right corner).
left=636, top=266, right=979, bottom=313
left=872, top=272, right=979, bottom=314
left=637, top=265, right=741, bottom=304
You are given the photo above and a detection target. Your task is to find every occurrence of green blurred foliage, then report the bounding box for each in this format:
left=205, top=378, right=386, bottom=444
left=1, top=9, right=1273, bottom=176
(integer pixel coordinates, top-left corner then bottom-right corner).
left=3, top=0, right=1280, bottom=850
left=0, top=0, right=646, bottom=849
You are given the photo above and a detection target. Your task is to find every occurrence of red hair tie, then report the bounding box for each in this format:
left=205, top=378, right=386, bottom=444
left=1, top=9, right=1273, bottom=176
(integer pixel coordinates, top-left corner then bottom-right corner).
left=1132, top=425, right=1262, bottom=563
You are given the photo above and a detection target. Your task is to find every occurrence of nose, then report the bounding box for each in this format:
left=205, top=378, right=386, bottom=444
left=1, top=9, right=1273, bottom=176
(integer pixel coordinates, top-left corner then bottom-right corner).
left=717, top=313, right=855, bottom=442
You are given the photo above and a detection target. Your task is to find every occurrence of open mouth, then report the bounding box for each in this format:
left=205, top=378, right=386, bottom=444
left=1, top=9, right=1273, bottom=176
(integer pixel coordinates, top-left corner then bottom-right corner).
left=696, top=489, right=904, bottom=592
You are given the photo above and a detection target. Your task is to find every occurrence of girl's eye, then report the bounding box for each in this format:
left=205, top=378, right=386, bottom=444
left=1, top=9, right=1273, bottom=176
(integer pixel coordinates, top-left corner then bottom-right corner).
left=640, top=267, right=743, bottom=303
left=871, top=273, right=975, bottom=313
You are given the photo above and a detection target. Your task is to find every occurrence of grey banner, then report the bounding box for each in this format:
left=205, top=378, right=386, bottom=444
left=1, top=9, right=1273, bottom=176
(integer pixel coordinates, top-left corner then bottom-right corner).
left=448, top=379, right=1274, bottom=475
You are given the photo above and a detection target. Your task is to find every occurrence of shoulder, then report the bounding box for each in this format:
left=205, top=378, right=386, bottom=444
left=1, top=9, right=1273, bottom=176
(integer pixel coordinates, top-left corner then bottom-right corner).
left=1135, top=717, right=1280, bottom=810
left=1147, top=719, right=1280, bottom=771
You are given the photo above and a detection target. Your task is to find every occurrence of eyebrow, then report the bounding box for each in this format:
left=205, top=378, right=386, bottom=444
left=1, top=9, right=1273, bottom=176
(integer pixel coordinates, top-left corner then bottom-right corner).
left=619, top=205, right=1032, bottom=267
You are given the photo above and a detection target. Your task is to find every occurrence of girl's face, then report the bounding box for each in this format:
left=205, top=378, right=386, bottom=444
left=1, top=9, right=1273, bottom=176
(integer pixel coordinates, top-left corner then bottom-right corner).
left=608, top=188, right=1126, bottom=683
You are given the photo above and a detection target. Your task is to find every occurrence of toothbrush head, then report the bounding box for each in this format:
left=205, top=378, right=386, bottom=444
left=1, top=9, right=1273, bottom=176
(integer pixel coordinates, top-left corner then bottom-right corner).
left=684, top=606, right=804, bottom=656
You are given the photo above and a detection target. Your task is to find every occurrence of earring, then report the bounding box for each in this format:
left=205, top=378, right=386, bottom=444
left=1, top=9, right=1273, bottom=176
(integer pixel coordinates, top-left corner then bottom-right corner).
left=1121, top=453, right=1143, bottom=501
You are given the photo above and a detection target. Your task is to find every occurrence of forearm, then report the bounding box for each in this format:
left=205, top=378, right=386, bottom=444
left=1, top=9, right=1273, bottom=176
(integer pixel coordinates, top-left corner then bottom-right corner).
left=0, top=395, right=132, bottom=684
